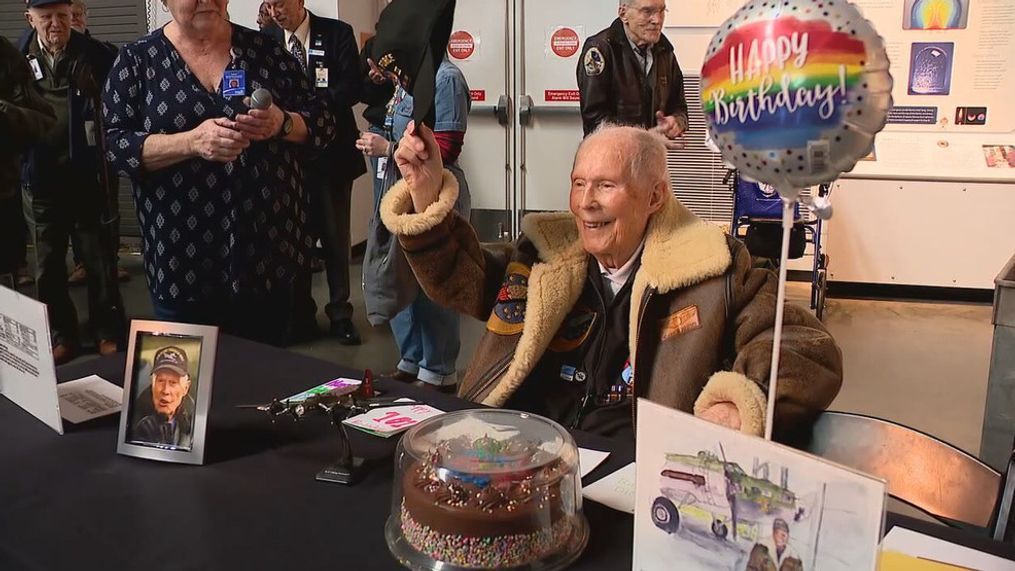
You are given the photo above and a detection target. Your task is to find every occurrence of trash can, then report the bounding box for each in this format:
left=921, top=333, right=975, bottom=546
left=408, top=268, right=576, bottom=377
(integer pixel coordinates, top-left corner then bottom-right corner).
left=981, top=252, right=1015, bottom=472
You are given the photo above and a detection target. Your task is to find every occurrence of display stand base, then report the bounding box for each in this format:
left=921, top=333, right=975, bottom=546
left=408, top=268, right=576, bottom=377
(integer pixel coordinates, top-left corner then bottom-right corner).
left=316, top=457, right=365, bottom=485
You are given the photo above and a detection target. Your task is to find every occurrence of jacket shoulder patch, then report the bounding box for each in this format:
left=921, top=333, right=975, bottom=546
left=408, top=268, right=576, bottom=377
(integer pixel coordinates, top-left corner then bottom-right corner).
left=583, top=47, right=606, bottom=77
left=487, top=262, right=530, bottom=336
left=660, top=305, right=700, bottom=341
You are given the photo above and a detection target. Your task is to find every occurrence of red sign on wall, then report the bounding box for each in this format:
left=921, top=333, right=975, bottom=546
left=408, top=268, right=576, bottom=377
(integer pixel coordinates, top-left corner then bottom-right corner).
left=550, top=27, right=580, bottom=58
left=470, top=90, right=486, bottom=102
left=545, top=90, right=581, bottom=102
left=447, top=31, right=476, bottom=60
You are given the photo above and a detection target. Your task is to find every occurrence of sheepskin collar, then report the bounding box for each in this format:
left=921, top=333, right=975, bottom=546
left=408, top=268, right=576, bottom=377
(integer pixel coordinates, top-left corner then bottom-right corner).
left=481, top=197, right=732, bottom=406
left=519, top=196, right=732, bottom=296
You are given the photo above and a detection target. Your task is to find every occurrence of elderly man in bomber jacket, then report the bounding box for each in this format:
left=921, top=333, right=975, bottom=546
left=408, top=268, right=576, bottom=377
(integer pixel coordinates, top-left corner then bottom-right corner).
left=381, top=121, right=842, bottom=440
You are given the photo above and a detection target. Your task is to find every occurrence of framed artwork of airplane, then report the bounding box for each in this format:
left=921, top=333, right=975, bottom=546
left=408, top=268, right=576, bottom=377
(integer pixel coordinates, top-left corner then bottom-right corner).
left=633, top=399, right=886, bottom=571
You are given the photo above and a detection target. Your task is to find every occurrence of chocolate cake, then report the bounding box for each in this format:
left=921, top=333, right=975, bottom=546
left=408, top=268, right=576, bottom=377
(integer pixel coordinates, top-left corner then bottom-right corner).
left=399, top=435, right=578, bottom=568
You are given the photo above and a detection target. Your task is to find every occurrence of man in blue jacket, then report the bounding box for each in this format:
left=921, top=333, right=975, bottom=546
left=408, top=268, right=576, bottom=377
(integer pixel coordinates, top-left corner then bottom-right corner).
left=19, top=0, right=124, bottom=364
left=264, top=0, right=367, bottom=345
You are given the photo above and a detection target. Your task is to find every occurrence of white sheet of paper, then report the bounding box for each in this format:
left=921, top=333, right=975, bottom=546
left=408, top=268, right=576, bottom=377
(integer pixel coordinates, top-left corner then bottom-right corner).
left=0, top=286, right=62, bottom=434
left=578, top=447, right=610, bottom=478
left=882, top=526, right=1015, bottom=570
left=582, top=462, right=636, bottom=514
left=57, top=375, right=123, bottom=424
left=343, top=403, right=444, bottom=437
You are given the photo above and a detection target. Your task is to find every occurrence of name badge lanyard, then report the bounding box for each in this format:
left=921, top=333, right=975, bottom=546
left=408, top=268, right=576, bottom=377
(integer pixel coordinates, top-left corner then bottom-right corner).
left=379, top=87, right=407, bottom=189
left=220, top=47, right=247, bottom=103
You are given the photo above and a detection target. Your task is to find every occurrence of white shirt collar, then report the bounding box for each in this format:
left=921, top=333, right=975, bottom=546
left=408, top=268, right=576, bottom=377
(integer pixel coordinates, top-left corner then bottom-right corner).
left=37, top=34, right=59, bottom=67
left=597, top=239, right=646, bottom=297
left=284, top=11, right=310, bottom=49
left=626, top=35, right=653, bottom=75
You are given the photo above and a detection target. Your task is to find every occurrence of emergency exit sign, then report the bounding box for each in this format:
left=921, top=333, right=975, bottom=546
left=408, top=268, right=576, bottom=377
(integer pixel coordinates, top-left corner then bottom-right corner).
left=545, top=90, right=580, bottom=102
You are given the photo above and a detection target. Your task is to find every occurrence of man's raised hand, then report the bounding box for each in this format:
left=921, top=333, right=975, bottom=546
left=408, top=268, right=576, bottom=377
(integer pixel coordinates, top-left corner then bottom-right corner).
left=394, top=121, right=444, bottom=214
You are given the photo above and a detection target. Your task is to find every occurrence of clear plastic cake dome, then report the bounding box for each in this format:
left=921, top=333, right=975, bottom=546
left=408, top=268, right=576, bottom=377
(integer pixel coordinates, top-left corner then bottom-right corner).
left=385, top=409, right=589, bottom=570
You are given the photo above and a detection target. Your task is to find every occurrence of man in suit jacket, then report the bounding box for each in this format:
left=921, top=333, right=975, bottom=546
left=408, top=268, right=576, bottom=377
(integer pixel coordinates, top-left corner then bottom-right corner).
left=265, top=0, right=367, bottom=344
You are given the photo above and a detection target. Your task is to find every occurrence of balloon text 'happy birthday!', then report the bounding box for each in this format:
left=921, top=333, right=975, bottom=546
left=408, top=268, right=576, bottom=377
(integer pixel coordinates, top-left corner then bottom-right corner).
left=711, top=31, right=848, bottom=126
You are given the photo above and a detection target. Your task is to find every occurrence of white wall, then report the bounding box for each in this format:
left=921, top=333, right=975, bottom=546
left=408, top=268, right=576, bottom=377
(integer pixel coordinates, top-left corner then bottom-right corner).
left=827, top=179, right=1015, bottom=289
left=662, top=24, right=1015, bottom=289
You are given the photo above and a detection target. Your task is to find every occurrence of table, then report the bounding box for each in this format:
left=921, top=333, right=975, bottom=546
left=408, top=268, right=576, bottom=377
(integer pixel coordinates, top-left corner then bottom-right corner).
left=0, top=335, right=1011, bottom=570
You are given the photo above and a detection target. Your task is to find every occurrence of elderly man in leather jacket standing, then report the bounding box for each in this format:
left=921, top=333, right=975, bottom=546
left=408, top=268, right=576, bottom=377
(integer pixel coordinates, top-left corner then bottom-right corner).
left=577, top=0, right=688, bottom=147
left=19, top=0, right=125, bottom=364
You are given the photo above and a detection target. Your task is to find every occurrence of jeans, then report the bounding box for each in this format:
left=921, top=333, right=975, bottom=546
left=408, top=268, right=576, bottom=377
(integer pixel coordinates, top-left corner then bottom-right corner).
left=390, top=289, right=461, bottom=386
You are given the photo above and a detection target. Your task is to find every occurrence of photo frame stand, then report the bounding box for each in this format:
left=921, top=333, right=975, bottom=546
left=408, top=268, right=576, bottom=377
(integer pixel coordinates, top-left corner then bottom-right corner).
left=116, top=320, right=218, bottom=465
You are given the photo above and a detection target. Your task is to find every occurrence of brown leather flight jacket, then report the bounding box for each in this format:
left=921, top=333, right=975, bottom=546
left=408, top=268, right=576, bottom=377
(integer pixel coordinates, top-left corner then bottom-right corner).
left=577, top=18, right=688, bottom=136
left=381, top=171, right=842, bottom=438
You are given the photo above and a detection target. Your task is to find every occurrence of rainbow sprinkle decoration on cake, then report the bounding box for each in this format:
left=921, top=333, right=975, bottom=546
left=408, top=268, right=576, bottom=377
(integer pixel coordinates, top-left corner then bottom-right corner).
left=399, top=434, right=575, bottom=568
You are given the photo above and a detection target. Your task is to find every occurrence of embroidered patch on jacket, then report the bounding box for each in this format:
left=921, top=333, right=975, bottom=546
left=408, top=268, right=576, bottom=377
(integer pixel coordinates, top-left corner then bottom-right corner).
left=486, top=262, right=530, bottom=336
left=583, top=47, right=605, bottom=76
left=660, top=305, right=701, bottom=341
left=549, top=305, right=597, bottom=353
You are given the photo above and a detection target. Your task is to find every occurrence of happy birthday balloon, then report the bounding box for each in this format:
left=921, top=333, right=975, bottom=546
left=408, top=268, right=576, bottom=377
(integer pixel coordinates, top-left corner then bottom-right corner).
left=701, top=0, right=893, bottom=197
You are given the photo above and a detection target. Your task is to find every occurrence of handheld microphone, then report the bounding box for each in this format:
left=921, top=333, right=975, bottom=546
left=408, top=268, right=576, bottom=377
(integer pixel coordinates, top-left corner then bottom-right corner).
left=250, top=88, right=273, bottom=110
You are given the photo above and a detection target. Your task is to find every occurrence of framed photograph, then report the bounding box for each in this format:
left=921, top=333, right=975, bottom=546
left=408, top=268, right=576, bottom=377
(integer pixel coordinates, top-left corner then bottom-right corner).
left=116, top=320, right=218, bottom=465
left=903, top=0, right=969, bottom=30
left=908, top=43, right=954, bottom=96
left=634, top=399, right=886, bottom=571
left=983, top=145, right=1015, bottom=169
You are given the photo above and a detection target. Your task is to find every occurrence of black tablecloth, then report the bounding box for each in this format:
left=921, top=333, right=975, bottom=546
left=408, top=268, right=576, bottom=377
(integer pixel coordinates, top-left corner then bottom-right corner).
left=0, top=335, right=1011, bottom=570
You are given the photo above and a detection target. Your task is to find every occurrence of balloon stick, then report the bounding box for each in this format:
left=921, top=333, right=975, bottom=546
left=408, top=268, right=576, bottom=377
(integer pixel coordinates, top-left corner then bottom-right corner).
left=764, top=194, right=796, bottom=441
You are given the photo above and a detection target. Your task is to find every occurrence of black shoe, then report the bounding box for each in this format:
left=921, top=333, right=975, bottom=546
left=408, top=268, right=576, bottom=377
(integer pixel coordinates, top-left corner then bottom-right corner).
left=330, top=318, right=361, bottom=345
left=411, top=380, right=458, bottom=394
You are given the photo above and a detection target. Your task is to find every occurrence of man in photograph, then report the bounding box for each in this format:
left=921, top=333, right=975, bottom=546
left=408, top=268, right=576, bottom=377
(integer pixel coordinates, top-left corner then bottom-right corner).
left=747, top=518, right=803, bottom=571
left=133, top=346, right=195, bottom=449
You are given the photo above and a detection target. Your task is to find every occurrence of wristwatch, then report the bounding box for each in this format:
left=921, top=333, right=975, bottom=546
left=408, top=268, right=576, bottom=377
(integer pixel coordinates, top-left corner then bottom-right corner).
left=275, top=110, right=294, bottom=139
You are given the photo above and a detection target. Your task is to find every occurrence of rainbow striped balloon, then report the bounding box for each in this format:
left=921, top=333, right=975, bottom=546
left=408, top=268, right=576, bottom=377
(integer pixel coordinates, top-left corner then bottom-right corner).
left=701, top=0, right=893, bottom=192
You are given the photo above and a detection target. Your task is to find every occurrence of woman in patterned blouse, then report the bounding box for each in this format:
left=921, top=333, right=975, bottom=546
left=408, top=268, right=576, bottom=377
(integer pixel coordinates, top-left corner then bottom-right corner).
left=102, top=0, right=335, bottom=345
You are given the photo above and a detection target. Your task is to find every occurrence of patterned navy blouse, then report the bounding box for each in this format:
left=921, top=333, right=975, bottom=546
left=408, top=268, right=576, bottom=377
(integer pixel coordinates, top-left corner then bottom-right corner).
left=102, top=25, right=335, bottom=302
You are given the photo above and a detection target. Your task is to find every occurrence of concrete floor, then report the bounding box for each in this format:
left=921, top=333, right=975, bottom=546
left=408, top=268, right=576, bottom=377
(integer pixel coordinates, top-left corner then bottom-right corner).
left=52, top=252, right=994, bottom=459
